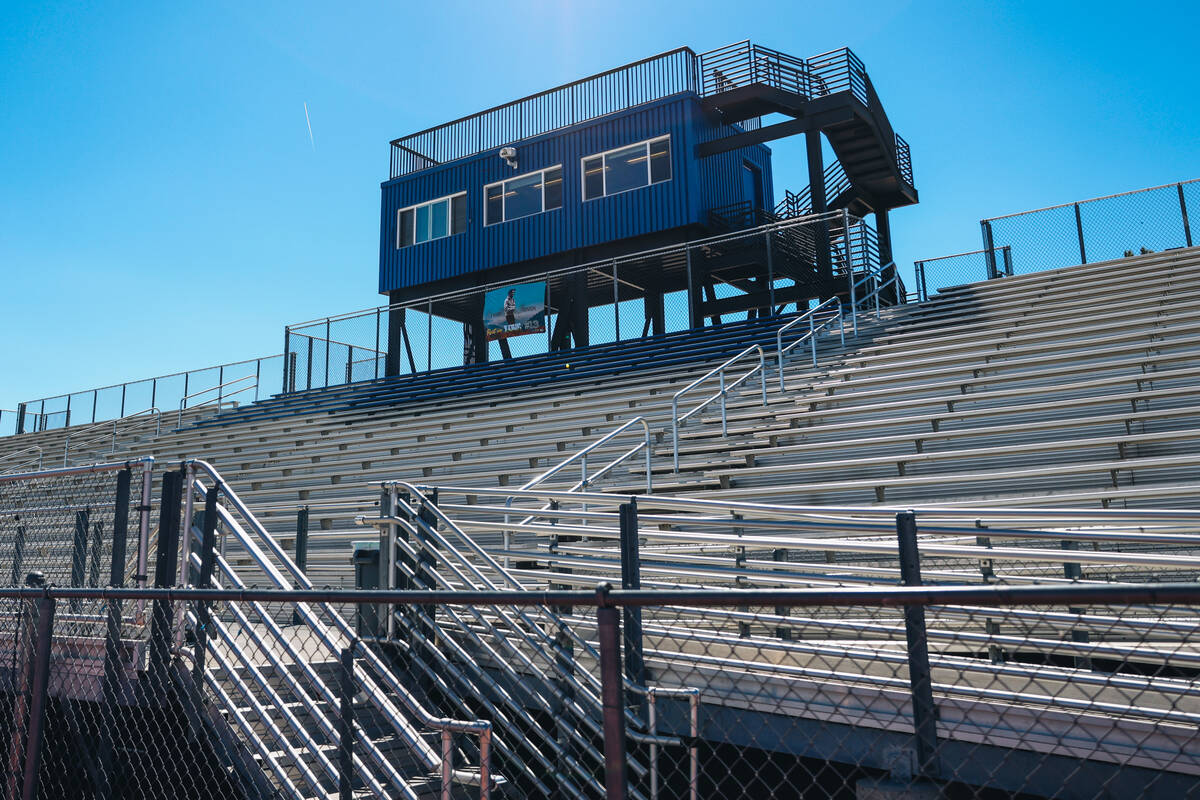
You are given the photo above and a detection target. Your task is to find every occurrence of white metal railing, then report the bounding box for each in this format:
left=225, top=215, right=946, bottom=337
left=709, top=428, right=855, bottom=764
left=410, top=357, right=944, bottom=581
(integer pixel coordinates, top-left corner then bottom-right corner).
left=62, top=407, right=161, bottom=467
left=176, top=375, right=255, bottom=428
left=671, top=345, right=767, bottom=472
left=183, top=460, right=494, bottom=800
left=775, top=296, right=845, bottom=392
left=0, top=444, right=44, bottom=474
left=365, top=480, right=700, bottom=800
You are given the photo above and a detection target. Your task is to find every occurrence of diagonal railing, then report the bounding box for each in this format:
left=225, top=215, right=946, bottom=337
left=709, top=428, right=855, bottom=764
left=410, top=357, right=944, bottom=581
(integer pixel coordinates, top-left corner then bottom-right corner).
left=182, top=460, right=496, bottom=800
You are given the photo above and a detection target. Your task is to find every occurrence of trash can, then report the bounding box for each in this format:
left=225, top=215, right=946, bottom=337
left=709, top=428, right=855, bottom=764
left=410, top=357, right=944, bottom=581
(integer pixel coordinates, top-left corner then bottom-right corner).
left=351, top=540, right=380, bottom=636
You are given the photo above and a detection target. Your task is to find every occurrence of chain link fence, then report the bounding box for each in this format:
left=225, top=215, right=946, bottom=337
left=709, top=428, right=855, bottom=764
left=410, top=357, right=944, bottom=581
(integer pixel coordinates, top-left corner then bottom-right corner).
left=913, top=179, right=1196, bottom=302
left=981, top=179, right=1196, bottom=279
left=3, top=461, right=1200, bottom=798
left=1, top=582, right=1198, bottom=799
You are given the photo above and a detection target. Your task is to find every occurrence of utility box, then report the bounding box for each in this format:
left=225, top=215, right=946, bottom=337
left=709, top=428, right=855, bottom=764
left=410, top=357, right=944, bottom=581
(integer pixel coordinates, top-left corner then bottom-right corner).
left=351, top=540, right=380, bottom=636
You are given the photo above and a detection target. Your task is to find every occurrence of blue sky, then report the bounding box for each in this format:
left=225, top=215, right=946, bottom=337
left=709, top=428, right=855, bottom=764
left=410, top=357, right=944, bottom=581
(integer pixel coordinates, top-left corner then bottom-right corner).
left=2, top=0, right=1197, bottom=411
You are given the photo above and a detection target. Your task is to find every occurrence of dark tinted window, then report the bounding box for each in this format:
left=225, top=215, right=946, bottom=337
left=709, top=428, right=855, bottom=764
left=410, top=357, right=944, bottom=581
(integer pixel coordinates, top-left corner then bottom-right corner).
left=543, top=166, right=563, bottom=210
left=649, top=138, right=671, bottom=184
left=583, top=157, right=603, bottom=200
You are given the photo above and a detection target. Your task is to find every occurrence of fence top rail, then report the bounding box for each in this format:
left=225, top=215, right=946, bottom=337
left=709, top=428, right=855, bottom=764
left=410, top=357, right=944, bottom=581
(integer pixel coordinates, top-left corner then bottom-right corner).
left=287, top=211, right=857, bottom=331
left=981, top=177, right=1200, bottom=223
left=20, top=353, right=282, bottom=408
left=914, top=246, right=1011, bottom=265
left=4, top=581, right=1199, bottom=609
left=0, top=456, right=153, bottom=485
left=408, top=483, right=1200, bottom=522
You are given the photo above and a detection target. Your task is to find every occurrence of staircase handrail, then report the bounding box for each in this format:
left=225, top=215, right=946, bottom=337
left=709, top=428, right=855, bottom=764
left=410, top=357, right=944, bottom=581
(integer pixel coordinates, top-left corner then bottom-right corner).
left=0, top=444, right=43, bottom=474
left=184, top=460, right=495, bottom=799
left=671, top=344, right=768, bottom=472
left=62, top=407, right=161, bottom=467
left=373, top=481, right=701, bottom=794
left=775, top=297, right=846, bottom=393
left=176, top=375, right=255, bottom=428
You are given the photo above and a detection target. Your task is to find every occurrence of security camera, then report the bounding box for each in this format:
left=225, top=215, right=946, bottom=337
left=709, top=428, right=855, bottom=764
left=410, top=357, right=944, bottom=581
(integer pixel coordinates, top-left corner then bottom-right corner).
left=499, top=146, right=518, bottom=170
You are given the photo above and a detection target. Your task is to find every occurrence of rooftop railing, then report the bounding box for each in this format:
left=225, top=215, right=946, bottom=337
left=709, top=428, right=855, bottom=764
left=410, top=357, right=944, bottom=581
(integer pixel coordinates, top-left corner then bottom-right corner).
left=388, top=43, right=880, bottom=179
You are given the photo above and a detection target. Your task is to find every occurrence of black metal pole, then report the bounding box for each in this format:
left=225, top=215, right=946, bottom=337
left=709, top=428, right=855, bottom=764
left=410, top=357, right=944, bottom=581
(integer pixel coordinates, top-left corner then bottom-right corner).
left=598, top=594, right=628, bottom=800
left=194, top=485, right=220, bottom=680
left=618, top=501, right=645, bottom=690
left=1180, top=183, right=1193, bottom=248
left=19, top=595, right=55, bottom=800
left=1074, top=202, right=1087, bottom=264
left=98, top=468, right=131, bottom=800
left=10, top=525, right=25, bottom=587
left=896, top=511, right=938, bottom=777
left=292, top=506, right=309, bottom=626
left=149, top=470, right=182, bottom=693
left=981, top=220, right=997, bottom=279
left=339, top=643, right=356, bottom=800
left=70, top=508, right=90, bottom=613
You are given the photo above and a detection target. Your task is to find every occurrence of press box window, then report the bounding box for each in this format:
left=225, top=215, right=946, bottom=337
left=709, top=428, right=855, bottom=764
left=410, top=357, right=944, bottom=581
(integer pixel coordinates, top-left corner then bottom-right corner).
left=484, top=166, right=563, bottom=225
left=582, top=136, right=671, bottom=201
left=396, top=192, right=467, bottom=248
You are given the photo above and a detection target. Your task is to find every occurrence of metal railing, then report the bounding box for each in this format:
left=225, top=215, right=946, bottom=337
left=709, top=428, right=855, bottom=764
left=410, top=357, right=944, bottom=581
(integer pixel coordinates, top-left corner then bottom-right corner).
left=671, top=345, right=767, bottom=472
left=980, top=178, right=1197, bottom=278
left=16, top=354, right=282, bottom=435
left=0, top=445, right=44, bottom=475
left=913, top=246, right=1012, bottom=301
left=367, top=480, right=700, bottom=799
left=3, top=581, right=1199, bottom=800
left=62, top=407, right=161, bottom=467
left=183, top=460, right=494, bottom=799
left=285, top=212, right=878, bottom=394
left=389, top=46, right=698, bottom=178
left=390, top=42, right=894, bottom=180
left=775, top=296, right=845, bottom=392
left=175, top=374, right=256, bottom=429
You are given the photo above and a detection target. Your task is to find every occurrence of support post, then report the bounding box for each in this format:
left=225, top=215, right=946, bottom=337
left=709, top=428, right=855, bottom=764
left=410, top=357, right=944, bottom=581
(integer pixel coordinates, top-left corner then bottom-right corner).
left=1074, top=202, right=1087, bottom=264
left=685, top=245, right=701, bottom=330
left=339, top=643, right=356, bottom=800
left=70, top=508, right=90, bottom=613
left=981, top=220, right=997, bottom=279
left=1062, top=540, right=1093, bottom=670
left=806, top=131, right=832, bottom=284
left=618, top=501, right=645, bottom=690
left=19, top=595, right=55, bottom=800
left=194, top=485, right=220, bottom=680
left=1180, top=183, right=1193, bottom=248
left=10, top=525, right=25, bottom=587
left=292, top=506, right=310, bottom=625
left=149, top=469, right=182, bottom=694
left=597, top=591, right=628, bottom=800
left=98, top=469, right=131, bottom=800
left=896, top=511, right=938, bottom=778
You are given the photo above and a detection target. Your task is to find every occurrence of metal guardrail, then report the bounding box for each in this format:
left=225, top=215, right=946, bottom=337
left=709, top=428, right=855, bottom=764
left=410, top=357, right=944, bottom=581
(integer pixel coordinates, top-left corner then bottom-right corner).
left=183, top=460, right=494, bottom=800
left=671, top=346, right=767, bottom=472
left=62, top=407, right=160, bottom=467
left=775, top=296, right=845, bottom=391
left=284, top=212, right=878, bottom=394
left=913, top=247, right=1012, bottom=301
left=16, top=354, right=282, bottom=435
left=176, top=375, right=256, bottom=429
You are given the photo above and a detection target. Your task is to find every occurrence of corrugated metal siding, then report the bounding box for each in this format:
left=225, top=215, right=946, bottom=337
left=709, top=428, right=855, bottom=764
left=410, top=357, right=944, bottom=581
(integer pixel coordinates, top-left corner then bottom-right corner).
left=693, top=105, right=774, bottom=219
left=379, top=93, right=773, bottom=293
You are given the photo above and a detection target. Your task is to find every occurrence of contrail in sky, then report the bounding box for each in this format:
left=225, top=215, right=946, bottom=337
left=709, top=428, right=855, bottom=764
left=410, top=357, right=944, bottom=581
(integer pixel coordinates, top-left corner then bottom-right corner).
left=304, top=102, right=315, bottom=150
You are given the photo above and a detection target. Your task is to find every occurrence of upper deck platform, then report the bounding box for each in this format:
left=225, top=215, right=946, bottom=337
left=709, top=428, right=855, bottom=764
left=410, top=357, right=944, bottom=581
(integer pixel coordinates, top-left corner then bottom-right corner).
left=387, top=42, right=913, bottom=193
